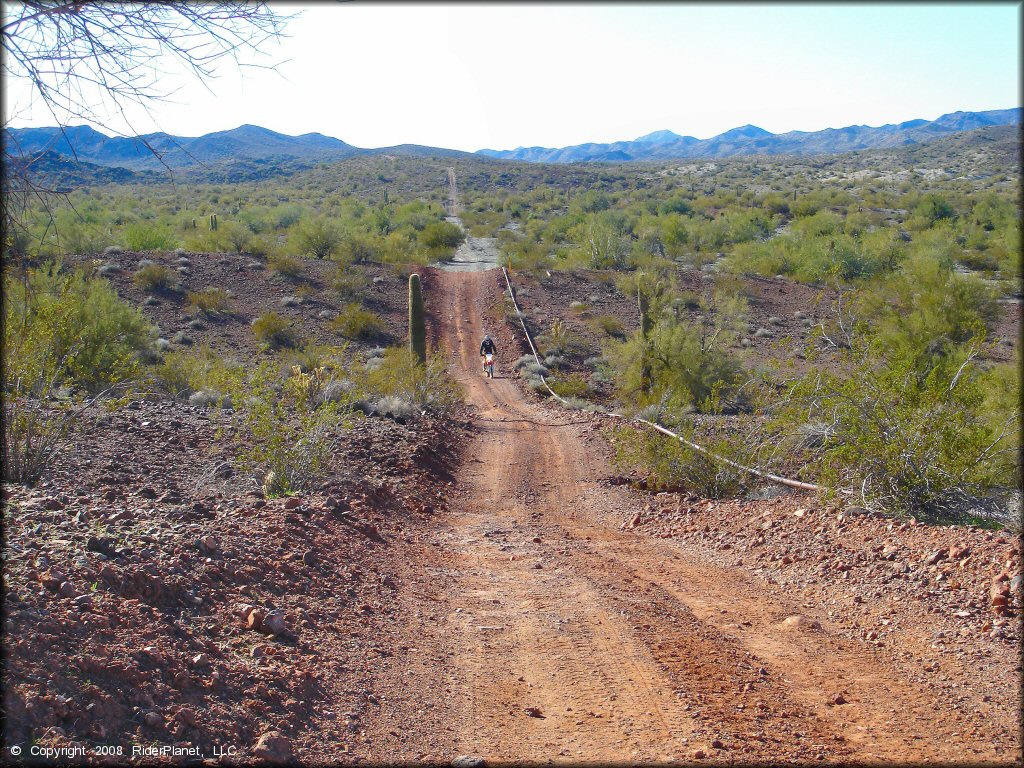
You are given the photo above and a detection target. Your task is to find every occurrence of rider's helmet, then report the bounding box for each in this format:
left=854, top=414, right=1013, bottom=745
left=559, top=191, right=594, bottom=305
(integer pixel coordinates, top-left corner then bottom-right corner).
left=484, top=334, right=491, bottom=341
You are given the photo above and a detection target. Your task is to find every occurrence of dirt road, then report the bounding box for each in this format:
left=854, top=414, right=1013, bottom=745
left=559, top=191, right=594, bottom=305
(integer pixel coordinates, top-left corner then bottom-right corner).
left=354, top=268, right=1017, bottom=765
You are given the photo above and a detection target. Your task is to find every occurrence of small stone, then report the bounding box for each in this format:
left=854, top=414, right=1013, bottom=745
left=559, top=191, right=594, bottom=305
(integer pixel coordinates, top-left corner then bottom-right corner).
left=283, top=497, right=302, bottom=510
left=452, top=757, right=487, bottom=768
left=831, top=693, right=847, bottom=705
left=302, top=549, right=317, bottom=566
left=694, top=749, right=706, bottom=760
left=143, top=711, right=162, bottom=728
left=59, top=581, right=79, bottom=598
left=524, top=706, right=544, bottom=718
left=781, top=615, right=821, bottom=631
left=263, top=611, right=288, bottom=636
left=711, top=739, right=725, bottom=749
left=178, top=708, right=197, bottom=726
left=247, top=608, right=266, bottom=631
left=39, top=572, right=62, bottom=592
left=949, top=545, right=970, bottom=560
left=252, top=731, right=292, bottom=763
left=926, top=549, right=948, bottom=566
left=72, top=594, right=94, bottom=611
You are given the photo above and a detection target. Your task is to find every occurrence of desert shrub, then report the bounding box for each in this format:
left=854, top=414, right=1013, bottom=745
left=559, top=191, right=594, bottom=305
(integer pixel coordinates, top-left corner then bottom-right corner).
left=419, top=221, right=466, bottom=251
left=267, top=251, right=304, bottom=278
left=590, top=314, right=626, bottom=339
left=186, top=287, right=233, bottom=316
left=573, top=214, right=628, bottom=270
left=252, top=312, right=301, bottom=350
left=771, top=333, right=1019, bottom=521
left=295, top=217, right=342, bottom=260
left=4, top=263, right=156, bottom=394
left=337, top=232, right=379, bottom=265
left=133, top=263, right=177, bottom=292
left=607, top=315, right=743, bottom=413
left=330, top=303, right=385, bottom=341
left=3, top=265, right=156, bottom=483
left=358, top=347, right=462, bottom=417
left=859, top=254, right=999, bottom=369
left=283, top=344, right=350, bottom=385
left=537, top=317, right=591, bottom=360
left=220, top=221, right=253, bottom=253
left=188, top=389, right=233, bottom=409
left=330, top=270, right=370, bottom=303
left=57, top=221, right=112, bottom=255
left=150, top=346, right=244, bottom=400
left=231, top=363, right=348, bottom=496
left=124, top=223, right=177, bottom=252
left=548, top=373, right=593, bottom=399
left=608, top=423, right=748, bottom=498
left=543, top=354, right=568, bottom=370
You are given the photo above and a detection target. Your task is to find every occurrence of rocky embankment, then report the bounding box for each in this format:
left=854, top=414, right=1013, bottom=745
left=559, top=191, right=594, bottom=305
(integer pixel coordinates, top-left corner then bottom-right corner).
left=2, top=398, right=464, bottom=763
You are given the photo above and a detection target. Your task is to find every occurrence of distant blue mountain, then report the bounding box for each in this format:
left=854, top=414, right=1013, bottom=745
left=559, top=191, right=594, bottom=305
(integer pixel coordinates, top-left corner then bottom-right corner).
left=2, top=123, right=476, bottom=172
left=2, top=123, right=361, bottom=170
left=4, top=108, right=1020, bottom=173
left=477, top=108, right=1022, bottom=163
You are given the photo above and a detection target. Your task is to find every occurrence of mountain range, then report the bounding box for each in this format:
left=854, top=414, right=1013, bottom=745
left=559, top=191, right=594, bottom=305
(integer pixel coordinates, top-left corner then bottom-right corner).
left=2, top=123, right=471, bottom=175
left=478, top=109, right=1022, bottom=163
left=3, top=109, right=1019, bottom=179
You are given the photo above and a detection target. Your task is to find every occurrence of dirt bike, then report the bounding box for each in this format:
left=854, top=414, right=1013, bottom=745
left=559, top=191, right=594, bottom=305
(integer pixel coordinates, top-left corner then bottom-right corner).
left=482, top=353, right=495, bottom=379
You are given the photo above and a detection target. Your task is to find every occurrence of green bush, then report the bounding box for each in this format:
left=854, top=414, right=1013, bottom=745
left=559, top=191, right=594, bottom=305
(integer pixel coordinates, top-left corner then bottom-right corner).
left=295, top=217, right=342, bottom=260
left=358, top=347, right=462, bottom=415
left=330, top=303, right=385, bottom=341
left=231, top=363, right=347, bottom=496
left=125, top=223, right=178, bottom=251
left=419, top=221, right=466, bottom=250
left=608, top=423, right=748, bottom=498
left=267, top=251, right=305, bottom=278
left=591, top=314, right=626, bottom=339
left=151, top=345, right=244, bottom=400
left=186, top=287, right=233, bottom=316
left=549, top=373, right=593, bottom=399
left=607, top=313, right=743, bottom=412
left=4, top=263, right=156, bottom=394
left=3, top=264, right=156, bottom=483
left=133, top=263, right=177, bottom=292
left=252, top=312, right=301, bottom=350
left=772, top=334, right=1018, bottom=520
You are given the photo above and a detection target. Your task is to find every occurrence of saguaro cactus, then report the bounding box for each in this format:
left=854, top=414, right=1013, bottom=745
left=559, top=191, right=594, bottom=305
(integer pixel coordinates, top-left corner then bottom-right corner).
left=638, top=283, right=653, bottom=340
left=408, top=273, right=426, bottom=364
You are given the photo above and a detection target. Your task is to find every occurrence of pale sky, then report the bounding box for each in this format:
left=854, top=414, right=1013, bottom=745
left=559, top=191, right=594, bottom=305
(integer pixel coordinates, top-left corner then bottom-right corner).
left=3, top=2, right=1020, bottom=152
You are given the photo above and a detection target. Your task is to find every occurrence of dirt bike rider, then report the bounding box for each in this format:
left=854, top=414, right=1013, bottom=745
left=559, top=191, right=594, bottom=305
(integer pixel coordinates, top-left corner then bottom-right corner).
left=480, top=334, right=497, bottom=372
